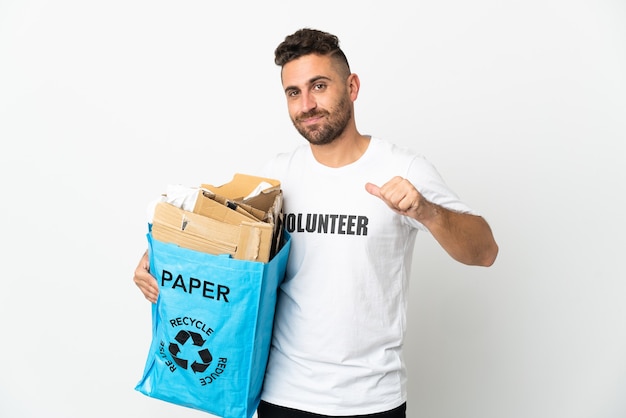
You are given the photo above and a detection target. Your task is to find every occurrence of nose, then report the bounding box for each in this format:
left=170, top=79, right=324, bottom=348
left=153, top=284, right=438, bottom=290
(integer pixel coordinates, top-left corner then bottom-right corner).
left=298, top=90, right=317, bottom=114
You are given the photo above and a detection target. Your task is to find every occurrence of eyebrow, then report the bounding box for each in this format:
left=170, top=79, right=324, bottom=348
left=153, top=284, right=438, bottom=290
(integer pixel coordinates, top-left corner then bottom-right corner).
left=284, top=75, right=333, bottom=94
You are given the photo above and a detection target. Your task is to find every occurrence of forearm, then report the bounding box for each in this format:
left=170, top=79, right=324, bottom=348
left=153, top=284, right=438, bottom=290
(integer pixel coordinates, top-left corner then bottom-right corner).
left=364, top=177, right=498, bottom=266
left=418, top=202, right=498, bottom=266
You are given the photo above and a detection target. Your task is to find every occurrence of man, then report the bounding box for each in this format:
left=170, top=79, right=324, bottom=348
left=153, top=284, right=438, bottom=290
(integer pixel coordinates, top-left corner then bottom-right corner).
left=134, top=28, right=498, bottom=418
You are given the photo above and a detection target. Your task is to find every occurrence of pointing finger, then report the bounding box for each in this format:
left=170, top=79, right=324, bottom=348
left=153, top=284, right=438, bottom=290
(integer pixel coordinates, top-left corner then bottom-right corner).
left=365, top=182, right=381, bottom=198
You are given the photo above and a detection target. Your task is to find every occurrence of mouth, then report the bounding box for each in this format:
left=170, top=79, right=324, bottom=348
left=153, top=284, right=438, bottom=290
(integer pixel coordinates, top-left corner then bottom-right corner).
left=297, top=112, right=325, bottom=126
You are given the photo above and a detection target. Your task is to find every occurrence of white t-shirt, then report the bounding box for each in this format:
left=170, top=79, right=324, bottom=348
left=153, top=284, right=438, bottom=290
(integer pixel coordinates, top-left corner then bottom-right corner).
left=260, top=137, right=474, bottom=415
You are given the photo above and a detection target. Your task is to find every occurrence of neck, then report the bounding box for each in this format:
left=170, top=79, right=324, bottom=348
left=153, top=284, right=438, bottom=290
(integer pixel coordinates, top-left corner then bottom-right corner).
left=309, top=132, right=371, bottom=168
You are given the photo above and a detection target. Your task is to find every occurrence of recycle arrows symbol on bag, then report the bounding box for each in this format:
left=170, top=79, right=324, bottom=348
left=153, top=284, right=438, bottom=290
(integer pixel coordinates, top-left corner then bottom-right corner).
left=168, top=330, right=213, bottom=373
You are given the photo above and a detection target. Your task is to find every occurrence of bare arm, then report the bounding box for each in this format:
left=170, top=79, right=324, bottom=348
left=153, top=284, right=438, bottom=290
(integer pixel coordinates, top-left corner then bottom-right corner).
left=416, top=203, right=498, bottom=266
left=133, top=250, right=160, bottom=303
left=365, top=177, right=498, bottom=266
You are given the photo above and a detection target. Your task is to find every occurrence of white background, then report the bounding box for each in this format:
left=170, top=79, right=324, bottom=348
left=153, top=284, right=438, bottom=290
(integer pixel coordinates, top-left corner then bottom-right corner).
left=1, top=1, right=625, bottom=417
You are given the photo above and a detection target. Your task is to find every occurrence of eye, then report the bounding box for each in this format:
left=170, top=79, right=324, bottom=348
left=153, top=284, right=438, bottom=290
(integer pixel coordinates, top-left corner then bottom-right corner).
left=313, top=83, right=326, bottom=91
left=286, top=89, right=300, bottom=98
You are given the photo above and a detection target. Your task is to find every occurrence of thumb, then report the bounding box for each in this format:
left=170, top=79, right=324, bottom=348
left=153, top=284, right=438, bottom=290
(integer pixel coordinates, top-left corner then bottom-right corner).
left=365, top=182, right=381, bottom=198
left=142, top=251, right=150, bottom=270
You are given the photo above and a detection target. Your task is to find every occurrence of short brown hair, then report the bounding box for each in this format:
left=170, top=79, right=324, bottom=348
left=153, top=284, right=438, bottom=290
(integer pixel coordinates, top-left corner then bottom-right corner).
left=274, top=28, right=351, bottom=73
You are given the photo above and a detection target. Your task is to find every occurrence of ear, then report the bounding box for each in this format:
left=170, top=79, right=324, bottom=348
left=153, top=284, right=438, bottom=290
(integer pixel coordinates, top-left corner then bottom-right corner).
left=347, top=73, right=361, bottom=101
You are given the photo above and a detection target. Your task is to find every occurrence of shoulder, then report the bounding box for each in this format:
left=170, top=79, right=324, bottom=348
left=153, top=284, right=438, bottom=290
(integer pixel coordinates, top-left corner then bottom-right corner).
left=259, top=144, right=309, bottom=178
left=369, top=137, right=434, bottom=174
left=371, top=137, right=422, bottom=158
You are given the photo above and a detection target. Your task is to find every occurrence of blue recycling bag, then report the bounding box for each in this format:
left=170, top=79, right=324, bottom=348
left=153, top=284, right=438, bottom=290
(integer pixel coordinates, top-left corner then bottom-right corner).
left=135, top=230, right=290, bottom=418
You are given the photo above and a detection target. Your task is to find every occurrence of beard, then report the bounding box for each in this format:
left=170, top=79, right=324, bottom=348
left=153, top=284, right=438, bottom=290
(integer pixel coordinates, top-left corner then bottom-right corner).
left=292, top=94, right=352, bottom=146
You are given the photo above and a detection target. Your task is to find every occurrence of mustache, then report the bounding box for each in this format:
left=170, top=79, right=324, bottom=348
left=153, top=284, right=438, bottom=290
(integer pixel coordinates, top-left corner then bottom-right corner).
left=296, top=109, right=328, bottom=122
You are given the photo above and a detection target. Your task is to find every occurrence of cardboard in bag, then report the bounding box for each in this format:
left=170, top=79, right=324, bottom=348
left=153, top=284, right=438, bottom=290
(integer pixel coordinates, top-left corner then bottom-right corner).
left=200, top=173, right=280, bottom=201
left=195, top=190, right=261, bottom=224
left=151, top=173, right=283, bottom=263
